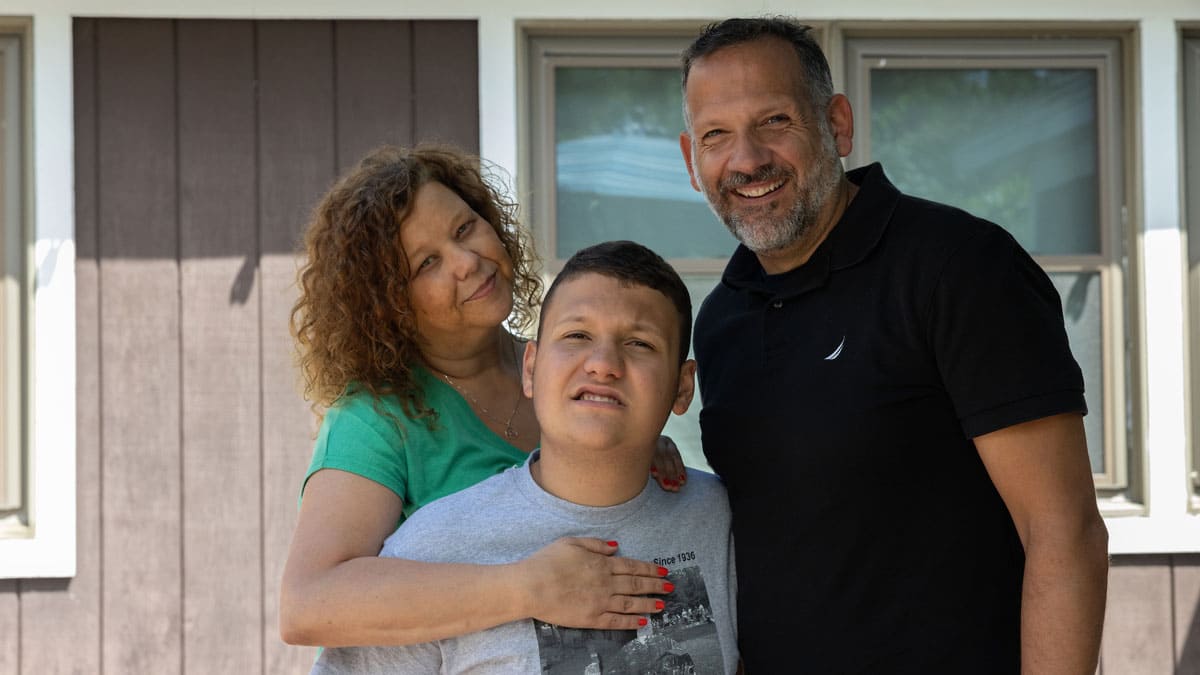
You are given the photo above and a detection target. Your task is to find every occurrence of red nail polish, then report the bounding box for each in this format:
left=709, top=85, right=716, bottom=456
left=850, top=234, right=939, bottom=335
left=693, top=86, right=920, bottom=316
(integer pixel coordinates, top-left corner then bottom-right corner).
left=655, top=600, right=664, bottom=610
left=657, top=566, right=669, bottom=576
left=650, top=467, right=659, bottom=475
left=663, top=582, right=675, bottom=592
left=606, top=540, right=618, bottom=547
left=664, top=479, right=676, bottom=487
left=638, top=617, right=648, bottom=626
left=678, top=475, right=686, bottom=483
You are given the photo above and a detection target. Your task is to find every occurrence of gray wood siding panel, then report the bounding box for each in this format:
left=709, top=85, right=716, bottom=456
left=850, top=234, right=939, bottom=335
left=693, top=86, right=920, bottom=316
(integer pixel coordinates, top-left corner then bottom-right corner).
left=177, top=20, right=262, bottom=674
left=96, top=18, right=182, bottom=675
left=1174, top=554, right=1200, bottom=672
left=412, top=21, right=479, bottom=151
left=257, top=21, right=333, bottom=673
left=1102, top=555, right=1174, bottom=674
left=335, top=21, right=414, bottom=172
left=0, top=579, right=15, bottom=672
left=259, top=261, right=317, bottom=674
left=258, top=21, right=335, bottom=256
left=18, top=17, right=104, bottom=675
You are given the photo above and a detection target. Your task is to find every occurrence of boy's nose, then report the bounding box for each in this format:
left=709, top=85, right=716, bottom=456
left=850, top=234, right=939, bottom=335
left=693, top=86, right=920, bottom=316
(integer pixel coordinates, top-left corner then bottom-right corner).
left=583, top=341, right=624, bottom=379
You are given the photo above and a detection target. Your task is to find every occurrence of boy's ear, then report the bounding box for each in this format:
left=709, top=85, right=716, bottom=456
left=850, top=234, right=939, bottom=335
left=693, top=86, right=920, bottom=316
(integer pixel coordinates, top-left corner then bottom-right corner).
left=672, top=359, right=697, bottom=415
left=521, top=340, right=538, bottom=399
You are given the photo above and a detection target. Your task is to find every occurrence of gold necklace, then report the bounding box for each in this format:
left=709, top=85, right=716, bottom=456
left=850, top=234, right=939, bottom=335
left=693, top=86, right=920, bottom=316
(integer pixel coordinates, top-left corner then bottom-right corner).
left=438, top=372, right=522, bottom=440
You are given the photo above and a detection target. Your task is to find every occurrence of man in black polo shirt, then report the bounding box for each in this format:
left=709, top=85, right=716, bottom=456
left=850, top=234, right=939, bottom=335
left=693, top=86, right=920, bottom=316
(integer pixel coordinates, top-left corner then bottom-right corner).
left=677, top=17, right=1109, bottom=673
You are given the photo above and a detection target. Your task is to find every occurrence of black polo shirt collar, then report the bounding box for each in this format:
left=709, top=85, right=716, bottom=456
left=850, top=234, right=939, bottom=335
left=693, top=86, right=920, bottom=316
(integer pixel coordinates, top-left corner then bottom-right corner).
left=720, top=162, right=900, bottom=300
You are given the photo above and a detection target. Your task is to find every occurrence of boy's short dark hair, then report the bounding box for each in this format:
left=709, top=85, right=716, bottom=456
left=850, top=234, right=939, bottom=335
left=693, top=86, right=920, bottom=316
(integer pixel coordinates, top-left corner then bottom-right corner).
left=540, top=241, right=692, bottom=365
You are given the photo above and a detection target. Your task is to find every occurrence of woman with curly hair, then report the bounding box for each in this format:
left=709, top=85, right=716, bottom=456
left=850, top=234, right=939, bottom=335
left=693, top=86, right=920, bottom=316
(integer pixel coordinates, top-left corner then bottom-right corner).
left=279, top=145, right=684, bottom=648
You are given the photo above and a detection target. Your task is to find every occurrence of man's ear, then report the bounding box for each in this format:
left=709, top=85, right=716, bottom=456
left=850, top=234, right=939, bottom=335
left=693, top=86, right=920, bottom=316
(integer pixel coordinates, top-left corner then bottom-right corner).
left=679, top=131, right=702, bottom=192
left=522, top=340, right=538, bottom=399
left=827, top=93, right=855, bottom=158
left=672, top=359, right=697, bottom=415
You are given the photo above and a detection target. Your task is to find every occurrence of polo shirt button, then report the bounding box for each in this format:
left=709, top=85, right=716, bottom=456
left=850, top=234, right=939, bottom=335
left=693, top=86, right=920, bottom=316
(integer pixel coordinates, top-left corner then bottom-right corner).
left=772, top=301, right=783, bottom=309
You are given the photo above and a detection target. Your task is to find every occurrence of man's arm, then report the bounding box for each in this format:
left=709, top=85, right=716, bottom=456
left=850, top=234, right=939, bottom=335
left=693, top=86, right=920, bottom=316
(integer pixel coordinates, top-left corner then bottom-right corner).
left=975, top=412, right=1108, bottom=674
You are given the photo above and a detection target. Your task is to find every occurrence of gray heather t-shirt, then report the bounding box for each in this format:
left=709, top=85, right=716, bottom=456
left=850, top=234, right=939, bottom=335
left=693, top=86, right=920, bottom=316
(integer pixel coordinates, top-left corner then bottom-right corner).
left=313, top=451, right=737, bottom=674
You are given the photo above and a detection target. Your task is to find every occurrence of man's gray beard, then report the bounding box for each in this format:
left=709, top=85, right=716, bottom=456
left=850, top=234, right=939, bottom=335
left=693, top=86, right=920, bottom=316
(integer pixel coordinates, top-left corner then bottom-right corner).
left=699, top=130, right=842, bottom=256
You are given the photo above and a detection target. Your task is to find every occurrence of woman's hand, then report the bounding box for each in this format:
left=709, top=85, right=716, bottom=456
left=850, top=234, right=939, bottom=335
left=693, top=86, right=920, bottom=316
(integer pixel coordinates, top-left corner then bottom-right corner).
left=651, top=435, right=687, bottom=492
left=515, top=537, right=672, bottom=630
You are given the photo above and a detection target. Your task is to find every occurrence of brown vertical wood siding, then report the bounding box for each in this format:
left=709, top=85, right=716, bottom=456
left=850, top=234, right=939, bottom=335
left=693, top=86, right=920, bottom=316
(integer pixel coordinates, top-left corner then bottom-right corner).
left=0, top=17, right=478, bottom=674
left=0, top=13, right=1193, bottom=675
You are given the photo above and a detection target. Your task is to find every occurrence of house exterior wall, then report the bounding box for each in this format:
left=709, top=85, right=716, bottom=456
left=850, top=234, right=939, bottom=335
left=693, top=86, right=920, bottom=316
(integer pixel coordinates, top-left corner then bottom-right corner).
left=2, top=17, right=478, bottom=673
left=0, top=1, right=1197, bottom=672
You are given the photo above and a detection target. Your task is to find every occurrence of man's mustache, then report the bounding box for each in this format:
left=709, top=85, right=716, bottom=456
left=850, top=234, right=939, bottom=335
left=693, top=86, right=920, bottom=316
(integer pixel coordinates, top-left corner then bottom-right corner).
left=719, top=164, right=792, bottom=192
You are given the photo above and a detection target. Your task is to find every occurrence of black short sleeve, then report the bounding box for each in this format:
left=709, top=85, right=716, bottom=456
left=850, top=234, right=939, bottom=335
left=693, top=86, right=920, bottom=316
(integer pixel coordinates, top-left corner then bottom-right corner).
left=928, top=225, right=1087, bottom=438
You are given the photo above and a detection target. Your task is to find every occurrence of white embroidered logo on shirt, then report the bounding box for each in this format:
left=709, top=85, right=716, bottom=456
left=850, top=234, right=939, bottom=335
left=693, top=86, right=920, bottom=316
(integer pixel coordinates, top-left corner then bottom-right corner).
left=824, top=336, right=846, bottom=361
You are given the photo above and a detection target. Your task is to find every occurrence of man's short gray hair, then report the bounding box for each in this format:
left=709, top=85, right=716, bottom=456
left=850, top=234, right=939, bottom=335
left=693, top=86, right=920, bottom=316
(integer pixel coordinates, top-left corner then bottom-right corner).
left=681, top=17, right=835, bottom=125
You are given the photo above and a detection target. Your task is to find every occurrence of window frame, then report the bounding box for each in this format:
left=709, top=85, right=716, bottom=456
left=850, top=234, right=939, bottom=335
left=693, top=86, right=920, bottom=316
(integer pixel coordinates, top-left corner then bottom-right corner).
left=841, top=33, right=1135, bottom=497
left=0, top=16, right=76, bottom=579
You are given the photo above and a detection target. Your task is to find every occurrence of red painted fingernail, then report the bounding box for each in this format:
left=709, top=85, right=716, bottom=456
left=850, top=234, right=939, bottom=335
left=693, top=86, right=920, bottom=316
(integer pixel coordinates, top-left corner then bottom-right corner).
left=664, top=582, right=675, bottom=592
left=606, top=540, right=618, bottom=547
left=650, top=467, right=659, bottom=475
left=655, top=600, right=664, bottom=610
left=638, top=617, right=648, bottom=626
left=657, top=566, right=669, bottom=576
left=678, top=475, right=686, bottom=482
left=664, top=479, right=676, bottom=487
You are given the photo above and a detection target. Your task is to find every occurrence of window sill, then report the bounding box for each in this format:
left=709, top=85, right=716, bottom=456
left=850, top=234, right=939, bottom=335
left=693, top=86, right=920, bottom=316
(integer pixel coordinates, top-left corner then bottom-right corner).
left=1105, top=509, right=1200, bottom=554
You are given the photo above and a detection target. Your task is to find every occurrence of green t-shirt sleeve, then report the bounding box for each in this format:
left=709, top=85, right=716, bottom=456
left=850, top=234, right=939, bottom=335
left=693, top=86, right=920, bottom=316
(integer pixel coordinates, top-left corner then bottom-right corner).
left=303, top=393, right=409, bottom=503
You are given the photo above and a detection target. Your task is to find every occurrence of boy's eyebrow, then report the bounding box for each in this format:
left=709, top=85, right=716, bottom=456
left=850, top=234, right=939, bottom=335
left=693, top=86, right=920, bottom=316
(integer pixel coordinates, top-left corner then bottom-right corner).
left=550, top=314, right=669, bottom=337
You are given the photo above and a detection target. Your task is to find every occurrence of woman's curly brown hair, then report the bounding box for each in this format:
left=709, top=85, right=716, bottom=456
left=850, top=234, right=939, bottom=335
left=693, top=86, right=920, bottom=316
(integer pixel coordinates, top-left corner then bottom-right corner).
left=291, top=144, right=543, bottom=424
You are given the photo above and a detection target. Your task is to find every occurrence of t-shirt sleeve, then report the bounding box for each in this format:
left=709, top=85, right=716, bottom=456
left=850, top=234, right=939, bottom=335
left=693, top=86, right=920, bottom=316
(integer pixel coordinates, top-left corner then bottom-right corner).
left=302, top=393, right=409, bottom=503
left=928, top=225, right=1087, bottom=439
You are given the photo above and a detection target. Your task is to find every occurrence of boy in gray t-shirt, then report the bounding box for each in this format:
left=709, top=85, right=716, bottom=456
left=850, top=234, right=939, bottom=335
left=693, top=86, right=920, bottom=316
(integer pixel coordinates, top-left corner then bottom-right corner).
left=314, top=241, right=737, bottom=674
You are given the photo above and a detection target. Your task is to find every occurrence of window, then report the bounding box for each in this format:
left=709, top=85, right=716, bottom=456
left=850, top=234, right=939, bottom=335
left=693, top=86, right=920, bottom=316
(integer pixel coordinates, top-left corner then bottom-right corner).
left=0, top=17, right=72, bottom=579
left=0, top=29, right=25, bottom=530
left=843, top=34, right=1134, bottom=499
left=523, top=25, right=731, bottom=470
left=523, top=25, right=1136, bottom=501
left=1186, top=36, right=1200, bottom=507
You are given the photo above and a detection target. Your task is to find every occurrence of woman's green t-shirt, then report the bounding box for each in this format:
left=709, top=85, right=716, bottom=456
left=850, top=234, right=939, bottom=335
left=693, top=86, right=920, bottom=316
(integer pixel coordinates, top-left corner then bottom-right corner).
left=304, top=367, right=529, bottom=522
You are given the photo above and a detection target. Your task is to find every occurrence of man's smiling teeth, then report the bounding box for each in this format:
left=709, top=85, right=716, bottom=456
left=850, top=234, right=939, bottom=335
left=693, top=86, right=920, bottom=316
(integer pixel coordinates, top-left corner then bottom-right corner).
left=579, top=393, right=621, bottom=404
left=735, top=179, right=784, bottom=198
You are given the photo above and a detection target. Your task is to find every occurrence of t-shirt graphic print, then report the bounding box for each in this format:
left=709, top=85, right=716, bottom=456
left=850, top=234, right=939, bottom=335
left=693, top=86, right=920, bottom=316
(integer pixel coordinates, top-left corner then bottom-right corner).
left=535, top=564, right=721, bottom=674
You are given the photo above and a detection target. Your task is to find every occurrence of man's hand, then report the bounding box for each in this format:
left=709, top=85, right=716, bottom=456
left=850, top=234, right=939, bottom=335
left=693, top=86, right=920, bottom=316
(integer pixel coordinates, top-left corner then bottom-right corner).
left=651, top=435, right=687, bottom=492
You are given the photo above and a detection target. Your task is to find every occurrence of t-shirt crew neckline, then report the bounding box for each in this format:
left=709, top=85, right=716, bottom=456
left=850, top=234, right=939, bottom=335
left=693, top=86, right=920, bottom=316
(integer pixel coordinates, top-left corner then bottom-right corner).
left=512, top=450, right=657, bottom=527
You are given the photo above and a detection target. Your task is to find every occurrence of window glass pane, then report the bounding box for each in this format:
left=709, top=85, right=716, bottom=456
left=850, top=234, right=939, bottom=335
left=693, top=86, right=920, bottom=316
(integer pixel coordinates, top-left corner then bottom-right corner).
left=1189, top=41, right=1200, bottom=268
left=554, top=67, right=735, bottom=259
left=1048, top=271, right=1105, bottom=473
left=0, top=39, right=17, bottom=513
left=1185, top=38, right=1200, bottom=495
left=0, top=49, right=7, bottom=510
left=661, top=275, right=721, bottom=472
left=870, top=68, right=1100, bottom=256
